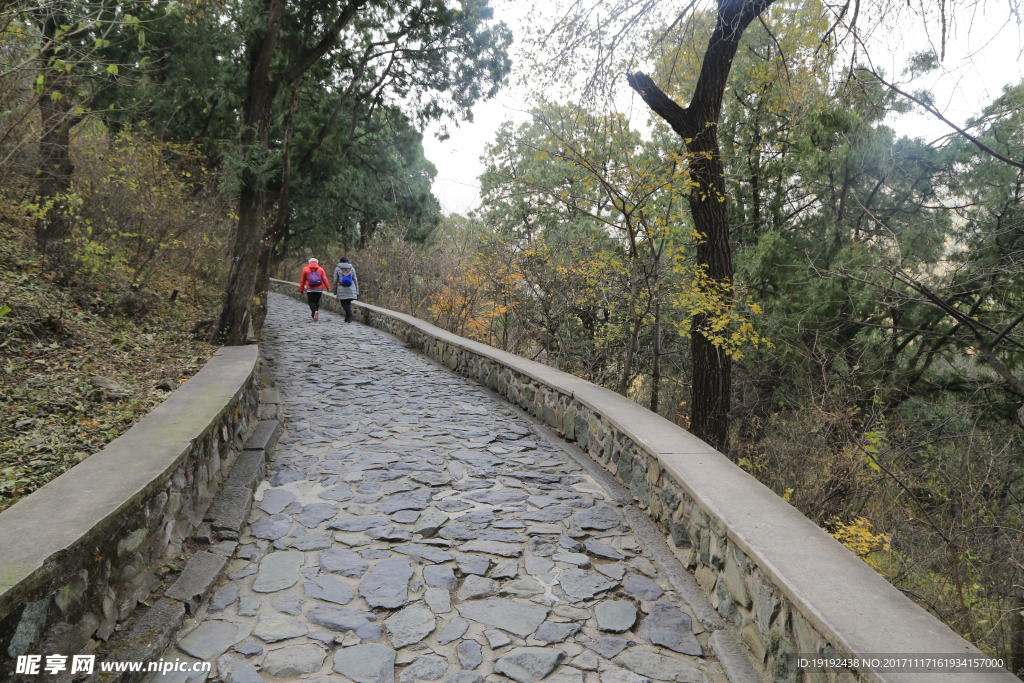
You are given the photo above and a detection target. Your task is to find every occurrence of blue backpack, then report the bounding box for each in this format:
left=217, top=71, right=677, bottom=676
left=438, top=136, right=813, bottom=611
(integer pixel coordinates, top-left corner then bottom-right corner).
left=340, top=269, right=353, bottom=287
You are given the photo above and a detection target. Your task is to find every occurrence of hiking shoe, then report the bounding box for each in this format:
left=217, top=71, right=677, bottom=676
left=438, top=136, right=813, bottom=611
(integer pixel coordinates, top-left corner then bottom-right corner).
left=314, top=311, right=319, bottom=322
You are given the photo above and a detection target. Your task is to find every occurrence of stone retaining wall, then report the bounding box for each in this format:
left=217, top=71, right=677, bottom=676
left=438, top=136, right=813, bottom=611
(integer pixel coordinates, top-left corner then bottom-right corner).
left=270, top=280, right=1016, bottom=683
left=0, top=346, right=262, bottom=682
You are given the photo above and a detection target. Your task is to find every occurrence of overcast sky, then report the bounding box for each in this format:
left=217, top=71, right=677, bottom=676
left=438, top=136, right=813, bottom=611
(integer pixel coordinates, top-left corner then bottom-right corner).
left=421, top=0, right=1024, bottom=216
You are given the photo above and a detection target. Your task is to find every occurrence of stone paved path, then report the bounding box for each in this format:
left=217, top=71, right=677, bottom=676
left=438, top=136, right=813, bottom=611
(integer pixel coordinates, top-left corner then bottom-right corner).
left=154, top=292, right=727, bottom=683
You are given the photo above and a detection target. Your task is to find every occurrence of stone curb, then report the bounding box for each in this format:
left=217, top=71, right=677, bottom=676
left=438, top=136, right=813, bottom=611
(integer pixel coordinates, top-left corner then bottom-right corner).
left=86, top=406, right=282, bottom=683
left=87, top=598, right=186, bottom=683
left=163, top=551, right=229, bottom=615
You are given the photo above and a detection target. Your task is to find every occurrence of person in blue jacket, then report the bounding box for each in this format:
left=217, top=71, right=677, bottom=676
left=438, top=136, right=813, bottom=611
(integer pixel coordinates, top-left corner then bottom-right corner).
left=333, top=257, right=359, bottom=323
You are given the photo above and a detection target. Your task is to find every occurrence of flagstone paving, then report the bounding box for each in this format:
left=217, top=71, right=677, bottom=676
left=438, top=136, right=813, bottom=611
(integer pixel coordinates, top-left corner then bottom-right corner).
left=152, top=292, right=727, bottom=683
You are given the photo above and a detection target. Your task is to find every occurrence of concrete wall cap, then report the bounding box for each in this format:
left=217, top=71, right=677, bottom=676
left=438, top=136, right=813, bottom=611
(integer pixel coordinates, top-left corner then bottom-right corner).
left=0, top=345, right=259, bottom=616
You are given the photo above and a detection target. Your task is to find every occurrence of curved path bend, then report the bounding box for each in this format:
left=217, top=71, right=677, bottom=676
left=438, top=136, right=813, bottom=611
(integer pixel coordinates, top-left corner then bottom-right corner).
left=153, top=292, right=728, bottom=683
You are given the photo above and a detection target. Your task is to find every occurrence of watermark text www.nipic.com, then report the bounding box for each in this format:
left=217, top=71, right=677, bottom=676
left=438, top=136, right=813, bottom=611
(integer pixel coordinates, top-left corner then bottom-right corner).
left=15, top=655, right=213, bottom=676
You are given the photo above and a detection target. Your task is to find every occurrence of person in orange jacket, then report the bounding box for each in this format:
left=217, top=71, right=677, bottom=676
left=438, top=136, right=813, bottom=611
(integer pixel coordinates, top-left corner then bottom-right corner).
left=298, top=258, right=331, bottom=322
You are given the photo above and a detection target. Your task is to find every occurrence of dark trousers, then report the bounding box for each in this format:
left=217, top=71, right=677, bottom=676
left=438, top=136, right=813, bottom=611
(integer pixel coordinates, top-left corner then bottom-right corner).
left=339, top=298, right=353, bottom=322
left=306, top=291, right=322, bottom=316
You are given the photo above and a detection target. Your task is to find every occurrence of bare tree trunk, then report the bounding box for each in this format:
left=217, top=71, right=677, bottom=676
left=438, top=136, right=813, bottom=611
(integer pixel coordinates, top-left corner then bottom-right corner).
left=34, top=10, right=77, bottom=256
left=1012, top=585, right=1024, bottom=676
left=627, top=0, right=774, bottom=453
left=209, top=0, right=284, bottom=345
left=617, top=258, right=643, bottom=396
left=651, top=298, right=661, bottom=413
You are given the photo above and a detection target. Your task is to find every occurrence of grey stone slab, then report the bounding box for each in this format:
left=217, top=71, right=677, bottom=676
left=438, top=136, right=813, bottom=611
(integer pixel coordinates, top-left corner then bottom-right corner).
left=384, top=605, right=436, bottom=648
left=218, top=655, right=267, bottom=683
left=559, top=569, right=615, bottom=602
left=535, top=621, right=580, bottom=643
left=436, top=617, right=470, bottom=645
left=621, top=575, right=663, bottom=602
left=403, top=655, right=449, bottom=681
left=306, top=604, right=374, bottom=634
left=499, top=578, right=544, bottom=598
left=210, top=583, right=239, bottom=612
left=483, top=629, right=511, bottom=649
left=445, top=672, right=484, bottom=683
left=455, top=599, right=548, bottom=637
left=304, top=574, right=356, bottom=605
left=584, top=637, right=630, bottom=659
left=366, top=524, right=414, bottom=542
left=559, top=535, right=583, bottom=552
left=456, top=575, right=498, bottom=601
left=573, top=505, right=620, bottom=531
left=595, top=601, right=637, bottom=633
left=291, top=531, right=333, bottom=551
left=439, top=524, right=478, bottom=541
left=424, top=587, right=452, bottom=614
left=359, top=558, right=414, bottom=608
left=333, top=643, right=397, bottom=683
left=319, top=485, right=355, bottom=502
left=456, top=555, right=490, bottom=576
left=423, top=565, right=458, bottom=590
left=525, top=557, right=554, bottom=575
left=493, top=647, right=566, bottom=683
left=413, top=507, right=449, bottom=537
left=584, top=539, right=625, bottom=560
left=436, top=498, right=472, bottom=512
left=394, top=544, right=454, bottom=564
left=392, top=509, right=421, bottom=524
left=595, top=564, right=626, bottom=582
left=238, top=594, right=260, bottom=616
left=252, top=513, right=293, bottom=539
left=528, top=536, right=557, bottom=557
left=225, top=450, right=267, bottom=491
left=330, top=516, right=391, bottom=531
left=320, top=547, right=370, bottom=577
left=491, top=559, right=519, bottom=579
left=378, top=489, right=434, bottom=514
left=263, top=642, right=327, bottom=677
left=564, top=653, right=597, bottom=675
left=520, top=506, right=573, bottom=522
left=296, top=502, right=340, bottom=528
left=410, top=471, right=451, bottom=486
left=637, top=603, right=702, bottom=656
left=268, top=467, right=301, bottom=486
left=164, top=551, right=228, bottom=614
left=178, top=620, right=250, bottom=660
left=253, top=551, right=305, bottom=593
left=612, top=652, right=708, bottom=683
left=456, top=641, right=482, bottom=670
left=253, top=612, right=308, bottom=642
left=459, top=540, right=522, bottom=557
left=259, top=489, right=296, bottom=515
left=270, top=594, right=306, bottom=615
left=234, top=639, right=264, bottom=657
left=480, top=529, right=524, bottom=543
left=551, top=552, right=590, bottom=568
left=600, top=670, right=651, bottom=683
left=465, top=489, right=529, bottom=505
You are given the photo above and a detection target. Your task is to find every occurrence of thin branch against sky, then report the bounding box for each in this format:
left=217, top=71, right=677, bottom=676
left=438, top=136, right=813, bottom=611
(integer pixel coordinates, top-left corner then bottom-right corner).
left=423, top=0, right=1024, bottom=215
